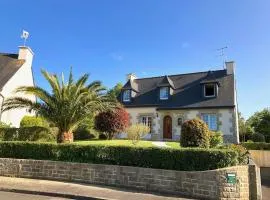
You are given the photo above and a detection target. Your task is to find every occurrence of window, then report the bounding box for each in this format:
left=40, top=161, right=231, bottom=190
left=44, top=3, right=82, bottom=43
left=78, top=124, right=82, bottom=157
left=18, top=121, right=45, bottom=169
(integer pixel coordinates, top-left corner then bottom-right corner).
left=160, top=87, right=169, bottom=100
left=123, top=90, right=131, bottom=102
left=177, top=117, right=183, bottom=126
left=202, top=114, right=218, bottom=131
left=141, top=116, right=152, bottom=133
left=204, top=84, right=215, bottom=97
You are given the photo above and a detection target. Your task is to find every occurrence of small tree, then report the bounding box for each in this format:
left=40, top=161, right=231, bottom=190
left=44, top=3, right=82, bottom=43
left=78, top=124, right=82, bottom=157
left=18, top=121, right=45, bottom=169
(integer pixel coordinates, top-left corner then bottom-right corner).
left=94, top=107, right=129, bottom=139
left=126, top=124, right=150, bottom=144
left=247, top=108, right=270, bottom=142
left=180, top=118, right=210, bottom=148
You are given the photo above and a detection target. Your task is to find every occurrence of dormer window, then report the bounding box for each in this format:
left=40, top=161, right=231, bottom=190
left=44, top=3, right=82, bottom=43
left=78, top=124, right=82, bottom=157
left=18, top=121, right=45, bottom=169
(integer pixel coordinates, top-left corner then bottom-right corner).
left=204, top=84, right=215, bottom=97
left=160, top=87, right=169, bottom=100
left=123, top=90, right=131, bottom=102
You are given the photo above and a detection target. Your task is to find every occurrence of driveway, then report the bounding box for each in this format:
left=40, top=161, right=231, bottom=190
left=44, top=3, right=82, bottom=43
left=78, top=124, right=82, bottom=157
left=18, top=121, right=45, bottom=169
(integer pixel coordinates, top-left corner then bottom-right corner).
left=262, top=179, right=270, bottom=200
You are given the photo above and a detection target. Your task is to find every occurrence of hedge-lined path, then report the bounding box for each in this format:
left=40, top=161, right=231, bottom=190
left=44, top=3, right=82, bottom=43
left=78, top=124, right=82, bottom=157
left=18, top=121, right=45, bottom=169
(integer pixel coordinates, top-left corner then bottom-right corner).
left=0, top=177, right=195, bottom=200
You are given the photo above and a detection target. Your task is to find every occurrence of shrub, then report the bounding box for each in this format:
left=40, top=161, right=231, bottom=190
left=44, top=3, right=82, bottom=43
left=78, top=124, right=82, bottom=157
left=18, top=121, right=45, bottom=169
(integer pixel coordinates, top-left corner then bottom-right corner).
left=20, top=116, right=49, bottom=128
left=126, top=124, right=150, bottom=144
left=74, top=126, right=98, bottom=140
left=0, top=127, right=55, bottom=142
left=98, top=133, right=108, bottom=140
left=242, top=142, right=270, bottom=150
left=180, top=118, right=210, bottom=148
left=95, top=107, right=129, bottom=139
left=0, top=141, right=243, bottom=171
left=0, top=122, right=11, bottom=128
left=209, top=131, right=223, bottom=148
left=251, top=133, right=265, bottom=142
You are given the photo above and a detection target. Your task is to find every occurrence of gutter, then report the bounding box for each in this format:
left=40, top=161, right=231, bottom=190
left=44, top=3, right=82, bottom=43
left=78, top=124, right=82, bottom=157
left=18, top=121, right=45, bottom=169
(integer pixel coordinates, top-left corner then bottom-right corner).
left=0, top=93, right=4, bottom=121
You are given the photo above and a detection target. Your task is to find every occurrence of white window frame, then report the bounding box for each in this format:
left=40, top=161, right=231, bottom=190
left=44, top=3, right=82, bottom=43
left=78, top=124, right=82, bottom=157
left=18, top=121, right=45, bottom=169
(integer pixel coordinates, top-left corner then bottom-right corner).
left=201, top=113, right=218, bottom=131
left=141, top=116, right=152, bottom=133
left=204, top=84, right=216, bottom=98
left=123, top=90, right=131, bottom=102
left=160, top=87, right=169, bottom=100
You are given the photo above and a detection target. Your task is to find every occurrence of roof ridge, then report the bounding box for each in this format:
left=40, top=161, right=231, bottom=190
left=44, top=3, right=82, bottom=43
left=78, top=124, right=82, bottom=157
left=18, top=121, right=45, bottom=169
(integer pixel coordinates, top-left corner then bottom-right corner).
left=135, top=69, right=226, bottom=81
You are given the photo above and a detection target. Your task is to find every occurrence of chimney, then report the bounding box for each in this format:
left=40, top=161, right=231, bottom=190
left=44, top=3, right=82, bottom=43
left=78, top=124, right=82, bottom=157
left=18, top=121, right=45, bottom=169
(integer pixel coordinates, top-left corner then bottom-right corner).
left=225, top=61, right=235, bottom=75
left=18, top=46, right=34, bottom=65
left=126, top=73, right=137, bottom=81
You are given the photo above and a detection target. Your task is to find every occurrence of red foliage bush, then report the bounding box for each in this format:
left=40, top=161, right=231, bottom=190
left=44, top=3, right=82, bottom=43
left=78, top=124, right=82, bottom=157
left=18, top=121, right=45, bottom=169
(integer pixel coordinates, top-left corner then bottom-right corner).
left=94, top=107, right=129, bottom=139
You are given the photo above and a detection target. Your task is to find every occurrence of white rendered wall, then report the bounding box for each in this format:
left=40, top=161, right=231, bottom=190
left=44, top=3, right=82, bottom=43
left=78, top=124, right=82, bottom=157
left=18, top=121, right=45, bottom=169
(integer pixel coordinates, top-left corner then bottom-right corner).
left=0, top=47, right=35, bottom=127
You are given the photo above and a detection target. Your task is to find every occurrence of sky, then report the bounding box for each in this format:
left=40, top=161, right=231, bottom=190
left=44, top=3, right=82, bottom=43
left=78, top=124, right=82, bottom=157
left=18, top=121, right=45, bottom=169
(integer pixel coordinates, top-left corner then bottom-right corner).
left=0, top=0, right=270, bottom=119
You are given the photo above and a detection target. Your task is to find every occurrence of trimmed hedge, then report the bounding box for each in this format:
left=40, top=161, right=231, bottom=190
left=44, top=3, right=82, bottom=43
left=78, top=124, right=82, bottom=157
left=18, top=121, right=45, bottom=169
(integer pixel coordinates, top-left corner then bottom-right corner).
left=0, top=141, right=244, bottom=171
left=242, top=142, right=270, bottom=150
left=0, top=127, right=56, bottom=142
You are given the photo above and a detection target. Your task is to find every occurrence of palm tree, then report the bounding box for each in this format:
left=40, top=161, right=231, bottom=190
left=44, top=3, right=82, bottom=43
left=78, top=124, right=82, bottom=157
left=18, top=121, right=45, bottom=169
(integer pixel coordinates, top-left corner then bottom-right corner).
left=2, top=69, right=116, bottom=143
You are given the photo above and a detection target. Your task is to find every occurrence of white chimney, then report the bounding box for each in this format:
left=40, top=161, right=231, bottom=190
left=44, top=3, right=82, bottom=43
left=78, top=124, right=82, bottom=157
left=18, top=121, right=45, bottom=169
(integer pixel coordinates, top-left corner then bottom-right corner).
left=18, top=46, right=34, bottom=65
left=225, top=61, right=235, bottom=75
left=126, top=73, right=137, bottom=81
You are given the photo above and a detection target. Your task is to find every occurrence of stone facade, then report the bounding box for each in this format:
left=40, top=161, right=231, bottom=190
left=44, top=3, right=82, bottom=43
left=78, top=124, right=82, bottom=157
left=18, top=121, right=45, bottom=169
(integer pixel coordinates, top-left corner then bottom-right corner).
left=124, top=107, right=239, bottom=143
left=0, top=158, right=261, bottom=200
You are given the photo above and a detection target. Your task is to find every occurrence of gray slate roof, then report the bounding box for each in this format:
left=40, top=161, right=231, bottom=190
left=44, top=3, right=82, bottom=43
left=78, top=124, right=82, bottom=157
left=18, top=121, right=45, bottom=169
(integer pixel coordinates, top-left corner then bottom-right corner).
left=121, top=69, right=235, bottom=109
left=0, top=53, right=25, bottom=90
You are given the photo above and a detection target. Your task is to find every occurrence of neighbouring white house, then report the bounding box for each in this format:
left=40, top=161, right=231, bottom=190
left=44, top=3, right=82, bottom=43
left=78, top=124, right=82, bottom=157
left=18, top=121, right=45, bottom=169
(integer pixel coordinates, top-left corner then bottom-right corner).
left=0, top=46, right=35, bottom=127
left=119, top=62, right=239, bottom=143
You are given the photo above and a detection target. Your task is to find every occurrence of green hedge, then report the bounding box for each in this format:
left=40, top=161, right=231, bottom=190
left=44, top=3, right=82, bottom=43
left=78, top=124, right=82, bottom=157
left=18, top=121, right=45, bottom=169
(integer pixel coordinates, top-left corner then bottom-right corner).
left=0, top=127, right=56, bottom=142
left=0, top=141, right=245, bottom=171
left=242, top=142, right=270, bottom=150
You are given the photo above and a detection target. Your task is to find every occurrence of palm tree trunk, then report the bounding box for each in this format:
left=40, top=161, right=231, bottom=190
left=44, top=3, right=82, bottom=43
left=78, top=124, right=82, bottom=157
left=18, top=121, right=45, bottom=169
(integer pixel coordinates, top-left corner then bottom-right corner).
left=57, top=131, right=73, bottom=143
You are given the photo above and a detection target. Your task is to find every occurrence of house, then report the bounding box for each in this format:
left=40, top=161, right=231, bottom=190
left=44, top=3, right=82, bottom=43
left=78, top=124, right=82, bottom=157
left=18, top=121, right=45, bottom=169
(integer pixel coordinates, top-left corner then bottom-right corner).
left=120, top=62, right=239, bottom=143
left=0, top=46, right=35, bottom=127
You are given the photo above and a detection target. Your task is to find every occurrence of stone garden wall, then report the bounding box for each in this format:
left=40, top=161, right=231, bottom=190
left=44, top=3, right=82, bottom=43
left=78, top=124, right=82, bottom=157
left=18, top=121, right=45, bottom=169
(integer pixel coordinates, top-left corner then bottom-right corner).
left=249, top=150, right=270, bottom=167
left=0, top=158, right=261, bottom=200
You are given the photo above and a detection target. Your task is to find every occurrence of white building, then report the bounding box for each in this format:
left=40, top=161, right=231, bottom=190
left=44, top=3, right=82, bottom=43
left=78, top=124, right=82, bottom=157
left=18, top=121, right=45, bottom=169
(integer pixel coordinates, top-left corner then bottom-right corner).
left=0, top=46, right=35, bottom=127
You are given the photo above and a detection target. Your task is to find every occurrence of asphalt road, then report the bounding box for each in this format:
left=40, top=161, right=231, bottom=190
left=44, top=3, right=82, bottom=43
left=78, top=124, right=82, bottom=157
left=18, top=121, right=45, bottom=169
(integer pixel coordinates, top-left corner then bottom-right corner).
left=0, top=191, right=68, bottom=200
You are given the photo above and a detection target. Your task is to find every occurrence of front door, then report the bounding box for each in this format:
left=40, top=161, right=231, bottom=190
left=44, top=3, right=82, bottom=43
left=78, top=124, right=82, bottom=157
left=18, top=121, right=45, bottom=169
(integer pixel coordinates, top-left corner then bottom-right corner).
left=163, top=115, right=172, bottom=139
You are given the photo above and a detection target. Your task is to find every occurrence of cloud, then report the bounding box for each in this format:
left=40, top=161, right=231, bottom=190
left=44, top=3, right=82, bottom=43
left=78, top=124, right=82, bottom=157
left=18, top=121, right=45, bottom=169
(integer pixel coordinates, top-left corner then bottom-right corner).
left=181, top=42, right=190, bottom=49
left=110, top=53, right=124, bottom=61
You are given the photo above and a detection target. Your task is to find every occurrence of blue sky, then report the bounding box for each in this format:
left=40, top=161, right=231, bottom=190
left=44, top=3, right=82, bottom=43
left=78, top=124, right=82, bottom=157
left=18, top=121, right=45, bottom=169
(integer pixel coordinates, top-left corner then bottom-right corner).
left=0, top=0, right=269, bottom=119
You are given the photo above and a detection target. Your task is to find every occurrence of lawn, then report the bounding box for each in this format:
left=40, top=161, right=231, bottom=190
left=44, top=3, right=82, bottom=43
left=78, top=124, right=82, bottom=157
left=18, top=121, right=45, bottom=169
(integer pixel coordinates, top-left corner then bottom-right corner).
left=166, top=142, right=181, bottom=149
left=74, top=139, right=181, bottom=148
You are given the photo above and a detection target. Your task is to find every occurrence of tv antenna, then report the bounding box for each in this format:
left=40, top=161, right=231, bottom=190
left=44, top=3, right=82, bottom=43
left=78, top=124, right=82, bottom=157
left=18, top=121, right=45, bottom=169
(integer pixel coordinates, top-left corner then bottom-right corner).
left=216, top=46, right=228, bottom=68
left=21, top=30, right=30, bottom=46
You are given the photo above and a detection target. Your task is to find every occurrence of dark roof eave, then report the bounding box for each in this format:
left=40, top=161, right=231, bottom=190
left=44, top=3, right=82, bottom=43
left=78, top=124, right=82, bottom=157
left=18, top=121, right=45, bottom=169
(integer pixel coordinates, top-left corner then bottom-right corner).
left=123, top=104, right=235, bottom=110
left=157, top=105, right=235, bottom=110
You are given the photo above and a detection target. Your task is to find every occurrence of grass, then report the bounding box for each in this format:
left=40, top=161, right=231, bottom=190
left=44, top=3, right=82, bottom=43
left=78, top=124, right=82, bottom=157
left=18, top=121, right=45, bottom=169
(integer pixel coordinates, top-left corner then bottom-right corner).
left=166, top=142, right=181, bottom=149
left=74, top=139, right=181, bottom=148
left=74, top=139, right=155, bottom=147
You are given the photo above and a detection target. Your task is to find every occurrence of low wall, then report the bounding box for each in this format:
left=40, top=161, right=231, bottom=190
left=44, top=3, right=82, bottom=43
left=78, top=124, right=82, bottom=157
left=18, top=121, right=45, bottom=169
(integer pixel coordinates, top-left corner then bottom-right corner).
left=249, top=150, right=270, bottom=167
left=0, top=158, right=261, bottom=200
